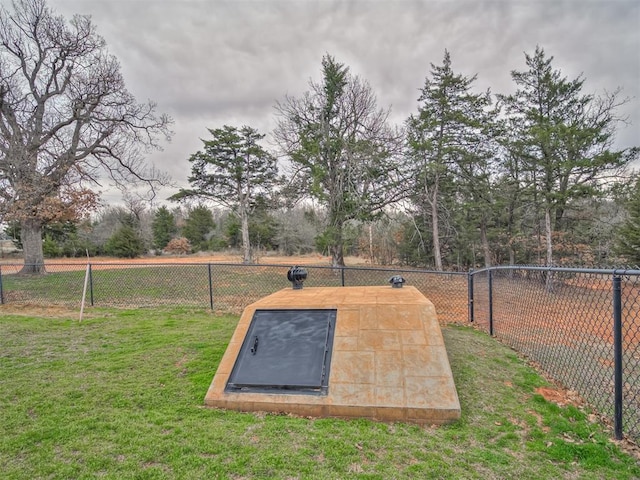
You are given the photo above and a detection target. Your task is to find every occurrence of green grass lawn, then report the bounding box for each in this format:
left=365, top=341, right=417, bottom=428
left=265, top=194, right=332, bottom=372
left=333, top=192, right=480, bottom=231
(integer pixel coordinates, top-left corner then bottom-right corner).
left=0, top=307, right=638, bottom=479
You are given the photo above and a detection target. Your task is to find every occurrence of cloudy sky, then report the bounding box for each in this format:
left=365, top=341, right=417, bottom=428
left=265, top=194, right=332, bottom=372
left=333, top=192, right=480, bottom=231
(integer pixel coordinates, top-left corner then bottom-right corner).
left=42, top=0, right=640, bottom=205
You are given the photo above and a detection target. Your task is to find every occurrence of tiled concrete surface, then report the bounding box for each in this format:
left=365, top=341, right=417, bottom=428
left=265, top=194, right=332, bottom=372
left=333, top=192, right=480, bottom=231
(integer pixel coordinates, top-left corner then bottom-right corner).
left=204, top=286, right=461, bottom=424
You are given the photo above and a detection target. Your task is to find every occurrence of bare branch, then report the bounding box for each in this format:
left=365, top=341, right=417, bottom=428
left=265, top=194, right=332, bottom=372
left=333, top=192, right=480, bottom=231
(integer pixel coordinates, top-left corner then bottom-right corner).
left=0, top=0, right=172, bottom=267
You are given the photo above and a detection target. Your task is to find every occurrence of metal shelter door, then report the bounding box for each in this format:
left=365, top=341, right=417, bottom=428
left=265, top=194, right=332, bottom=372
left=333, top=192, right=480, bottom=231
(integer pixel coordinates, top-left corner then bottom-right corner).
left=227, top=309, right=336, bottom=391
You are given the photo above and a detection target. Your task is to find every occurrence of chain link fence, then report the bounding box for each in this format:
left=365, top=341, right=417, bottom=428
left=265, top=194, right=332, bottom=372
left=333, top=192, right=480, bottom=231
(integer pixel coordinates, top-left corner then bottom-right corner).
left=0, top=263, right=467, bottom=322
left=1, top=261, right=638, bottom=443
left=470, top=266, right=640, bottom=444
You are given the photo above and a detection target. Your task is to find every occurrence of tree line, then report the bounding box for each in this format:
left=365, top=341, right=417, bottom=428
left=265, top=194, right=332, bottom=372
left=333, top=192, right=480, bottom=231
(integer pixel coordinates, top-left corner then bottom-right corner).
left=1, top=0, right=639, bottom=272
left=167, top=48, right=638, bottom=268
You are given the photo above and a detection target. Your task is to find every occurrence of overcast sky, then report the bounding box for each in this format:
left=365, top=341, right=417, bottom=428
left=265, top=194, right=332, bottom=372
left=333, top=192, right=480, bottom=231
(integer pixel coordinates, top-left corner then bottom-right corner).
left=41, top=0, right=640, bottom=205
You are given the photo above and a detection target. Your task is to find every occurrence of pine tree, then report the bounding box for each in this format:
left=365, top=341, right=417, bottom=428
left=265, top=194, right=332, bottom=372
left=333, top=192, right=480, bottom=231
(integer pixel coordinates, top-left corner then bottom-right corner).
left=181, top=206, right=215, bottom=253
left=407, top=50, right=498, bottom=270
left=104, top=226, right=144, bottom=258
left=498, top=46, right=638, bottom=267
left=170, top=126, right=277, bottom=263
left=152, top=206, right=177, bottom=251
left=616, top=179, right=640, bottom=265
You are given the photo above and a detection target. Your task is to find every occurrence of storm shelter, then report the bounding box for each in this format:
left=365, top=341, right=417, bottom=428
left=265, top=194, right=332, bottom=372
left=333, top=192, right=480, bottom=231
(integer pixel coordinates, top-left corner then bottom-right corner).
left=205, top=286, right=461, bottom=425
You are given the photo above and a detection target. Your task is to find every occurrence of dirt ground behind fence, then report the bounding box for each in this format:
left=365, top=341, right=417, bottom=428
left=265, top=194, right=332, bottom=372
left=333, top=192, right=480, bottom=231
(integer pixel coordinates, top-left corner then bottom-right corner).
left=1, top=254, right=638, bottom=350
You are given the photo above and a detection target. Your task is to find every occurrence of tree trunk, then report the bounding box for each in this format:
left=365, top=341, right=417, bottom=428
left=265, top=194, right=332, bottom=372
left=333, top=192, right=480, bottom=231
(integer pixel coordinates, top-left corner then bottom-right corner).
left=544, top=206, right=554, bottom=291
left=20, top=218, right=46, bottom=274
left=331, top=219, right=345, bottom=268
left=369, top=223, right=374, bottom=264
left=332, top=242, right=344, bottom=268
left=544, top=207, right=553, bottom=266
left=431, top=186, right=443, bottom=271
left=480, top=220, right=492, bottom=268
left=240, top=207, right=252, bottom=264
left=508, top=247, right=515, bottom=279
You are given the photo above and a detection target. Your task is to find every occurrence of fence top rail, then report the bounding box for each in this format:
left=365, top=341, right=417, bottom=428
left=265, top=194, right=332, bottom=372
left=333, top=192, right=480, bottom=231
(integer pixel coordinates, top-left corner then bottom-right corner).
left=471, top=265, right=640, bottom=276
left=0, top=262, right=468, bottom=275
left=3, top=262, right=639, bottom=276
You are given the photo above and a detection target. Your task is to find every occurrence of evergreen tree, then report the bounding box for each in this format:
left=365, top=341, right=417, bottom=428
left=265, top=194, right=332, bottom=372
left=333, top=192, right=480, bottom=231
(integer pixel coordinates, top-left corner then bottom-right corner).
left=616, top=178, right=640, bottom=265
left=42, top=234, right=62, bottom=258
left=104, top=225, right=144, bottom=258
left=152, top=206, right=177, bottom=252
left=181, top=205, right=215, bottom=252
left=170, top=125, right=278, bottom=263
left=407, top=50, right=498, bottom=270
left=226, top=207, right=278, bottom=251
left=498, top=46, right=638, bottom=267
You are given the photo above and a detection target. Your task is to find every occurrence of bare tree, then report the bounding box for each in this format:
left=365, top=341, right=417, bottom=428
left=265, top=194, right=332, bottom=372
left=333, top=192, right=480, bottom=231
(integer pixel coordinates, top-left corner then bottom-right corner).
left=274, top=55, right=405, bottom=267
left=0, top=0, right=172, bottom=273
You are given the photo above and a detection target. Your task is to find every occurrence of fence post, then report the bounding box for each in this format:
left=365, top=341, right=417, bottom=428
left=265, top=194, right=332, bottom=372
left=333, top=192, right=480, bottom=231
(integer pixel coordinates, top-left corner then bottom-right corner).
left=0, top=265, right=3, bottom=304
left=89, top=264, right=94, bottom=306
left=613, top=274, right=623, bottom=440
left=468, top=269, right=474, bottom=323
left=341, top=267, right=345, bottom=287
left=488, top=269, right=494, bottom=336
left=208, top=264, right=214, bottom=310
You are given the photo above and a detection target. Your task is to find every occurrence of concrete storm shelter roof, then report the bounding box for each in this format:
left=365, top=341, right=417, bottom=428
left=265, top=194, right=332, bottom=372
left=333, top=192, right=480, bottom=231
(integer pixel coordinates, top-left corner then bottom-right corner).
left=205, top=286, right=460, bottom=425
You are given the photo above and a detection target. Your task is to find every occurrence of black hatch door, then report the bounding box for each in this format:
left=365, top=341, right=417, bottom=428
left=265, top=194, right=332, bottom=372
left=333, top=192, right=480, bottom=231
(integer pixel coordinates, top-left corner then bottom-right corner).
left=226, top=309, right=336, bottom=394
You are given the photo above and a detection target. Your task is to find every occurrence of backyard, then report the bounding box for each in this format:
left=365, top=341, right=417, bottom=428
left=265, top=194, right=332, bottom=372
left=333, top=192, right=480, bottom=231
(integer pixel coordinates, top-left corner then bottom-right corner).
left=0, top=306, right=638, bottom=479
